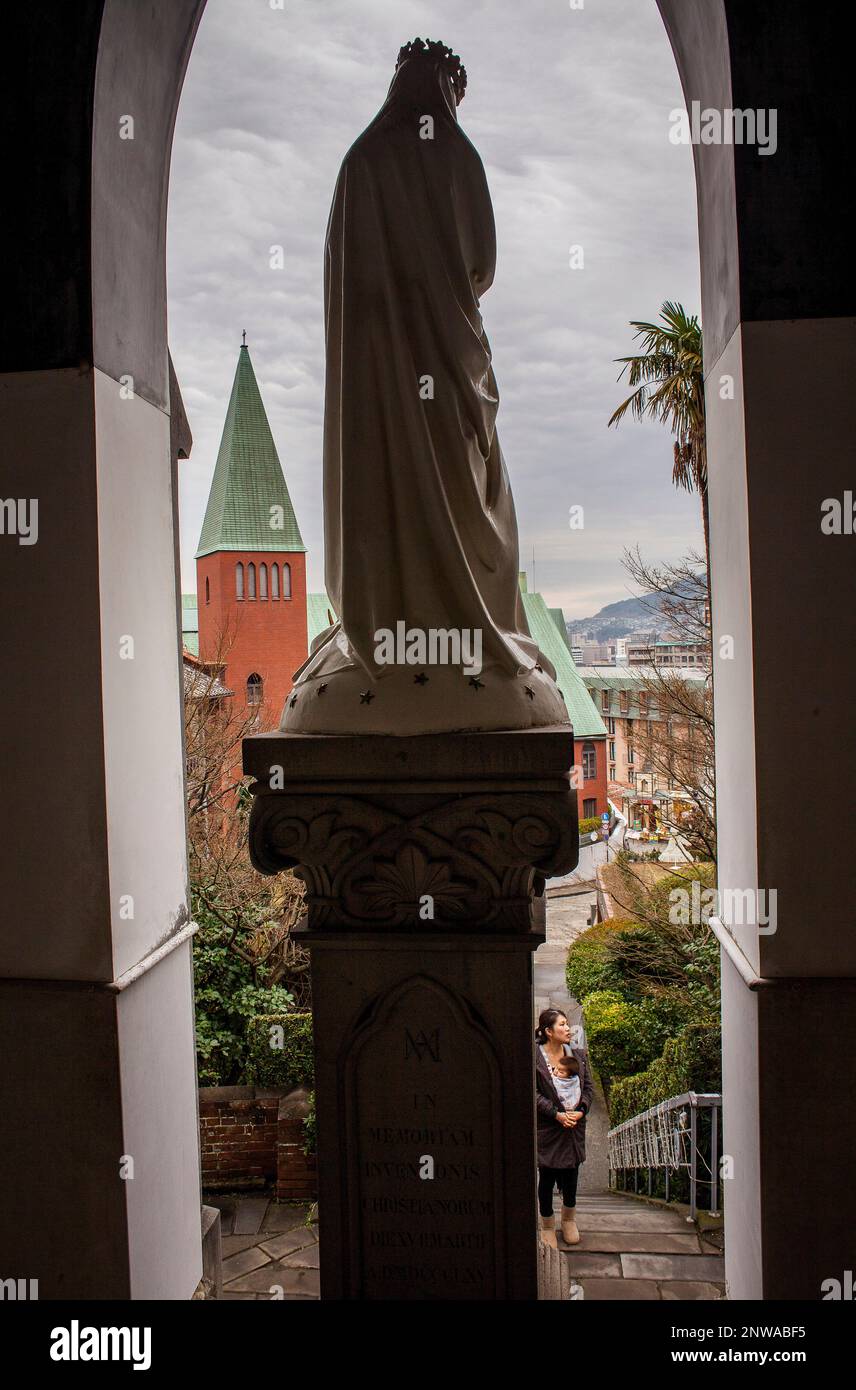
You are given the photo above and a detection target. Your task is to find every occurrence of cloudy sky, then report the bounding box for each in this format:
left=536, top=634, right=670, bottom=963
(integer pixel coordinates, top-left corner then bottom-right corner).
left=168, top=0, right=702, bottom=621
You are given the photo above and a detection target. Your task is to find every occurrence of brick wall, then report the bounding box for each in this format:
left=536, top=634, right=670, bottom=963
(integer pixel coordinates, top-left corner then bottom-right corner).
left=199, top=1085, right=316, bottom=1201
left=574, top=734, right=608, bottom=820
left=276, top=1090, right=318, bottom=1203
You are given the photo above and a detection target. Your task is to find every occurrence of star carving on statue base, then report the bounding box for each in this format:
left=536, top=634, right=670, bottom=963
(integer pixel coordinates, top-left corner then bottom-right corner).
left=524, top=686, right=535, bottom=700
left=535, top=664, right=543, bottom=673
left=289, top=694, right=298, bottom=709
left=414, top=672, right=429, bottom=685
left=468, top=676, right=484, bottom=690
left=317, top=683, right=327, bottom=696
left=359, top=690, right=375, bottom=704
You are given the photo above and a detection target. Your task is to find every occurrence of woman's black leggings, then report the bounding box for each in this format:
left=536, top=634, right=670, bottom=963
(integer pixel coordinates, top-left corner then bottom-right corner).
left=538, top=1165, right=579, bottom=1217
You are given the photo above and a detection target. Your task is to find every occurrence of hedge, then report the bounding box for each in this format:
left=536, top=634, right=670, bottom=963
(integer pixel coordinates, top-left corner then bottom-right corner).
left=565, top=917, right=645, bottom=1001
left=303, top=1090, right=317, bottom=1156
left=581, top=989, right=693, bottom=1095
left=608, top=1020, right=722, bottom=1126
left=579, top=815, right=605, bottom=837
left=246, top=1012, right=314, bottom=1090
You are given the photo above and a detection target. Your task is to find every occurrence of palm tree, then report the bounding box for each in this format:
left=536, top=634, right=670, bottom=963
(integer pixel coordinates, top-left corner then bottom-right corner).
left=608, top=301, right=708, bottom=562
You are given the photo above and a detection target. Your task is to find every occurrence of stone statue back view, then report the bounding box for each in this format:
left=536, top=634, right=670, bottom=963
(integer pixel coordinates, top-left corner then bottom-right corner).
left=282, top=39, right=568, bottom=735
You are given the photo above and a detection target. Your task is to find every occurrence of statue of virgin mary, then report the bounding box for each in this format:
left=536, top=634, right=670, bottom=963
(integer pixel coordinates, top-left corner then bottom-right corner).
left=282, top=38, right=569, bottom=735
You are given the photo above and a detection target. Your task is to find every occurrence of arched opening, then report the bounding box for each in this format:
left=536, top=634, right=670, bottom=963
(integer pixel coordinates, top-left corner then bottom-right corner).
left=259, top=562, right=268, bottom=600
left=271, top=562, right=280, bottom=600
left=246, top=672, right=263, bottom=706
left=247, top=562, right=256, bottom=600
left=235, top=561, right=244, bottom=600
left=204, top=575, right=209, bottom=604
left=4, top=0, right=851, bottom=1307
left=282, top=561, right=292, bottom=600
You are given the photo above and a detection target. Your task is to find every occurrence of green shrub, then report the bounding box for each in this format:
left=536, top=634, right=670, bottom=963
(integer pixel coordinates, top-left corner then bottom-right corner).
left=193, top=921, right=294, bottom=1086
left=246, top=1012, right=314, bottom=1090
left=303, top=1090, right=317, bottom=1156
left=609, top=1021, right=722, bottom=1126
left=582, top=989, right=693, bottom=1093
left=579, top=815, right=605, bottom=837
left=565, top=918, right=642, bottom=1001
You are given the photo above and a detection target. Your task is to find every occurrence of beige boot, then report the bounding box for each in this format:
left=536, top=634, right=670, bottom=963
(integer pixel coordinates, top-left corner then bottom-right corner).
left=540, top=1214, right=558, bottom=1248
left=561, top=1206, right=580, bottom=1245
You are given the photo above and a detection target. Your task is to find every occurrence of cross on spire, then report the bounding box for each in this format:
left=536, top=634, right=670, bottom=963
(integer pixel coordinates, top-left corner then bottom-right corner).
left=242, top=329, right=247, bottom=347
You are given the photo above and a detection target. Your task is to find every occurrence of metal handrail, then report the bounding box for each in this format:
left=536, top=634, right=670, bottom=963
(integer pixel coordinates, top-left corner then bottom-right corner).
left=607, top=1091, right=722, bottom=1220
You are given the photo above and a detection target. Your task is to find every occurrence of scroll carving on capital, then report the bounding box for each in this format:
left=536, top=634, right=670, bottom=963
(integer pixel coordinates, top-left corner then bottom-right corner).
left=248, top=789, right=578, bottom=932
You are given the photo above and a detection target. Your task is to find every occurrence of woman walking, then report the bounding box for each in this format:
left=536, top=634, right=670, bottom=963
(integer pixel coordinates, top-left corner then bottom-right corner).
left=535, top=1007, right=594, bottom=1247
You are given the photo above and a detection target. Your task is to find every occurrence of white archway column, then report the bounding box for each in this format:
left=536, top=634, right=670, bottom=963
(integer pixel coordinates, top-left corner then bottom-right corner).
left=660, top=0, right=856, bottom=1298
left=0, top=0, right=207, bottom=1298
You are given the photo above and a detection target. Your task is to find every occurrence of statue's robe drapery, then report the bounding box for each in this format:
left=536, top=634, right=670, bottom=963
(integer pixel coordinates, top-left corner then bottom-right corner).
left=302, top=61, right=550, bottom=685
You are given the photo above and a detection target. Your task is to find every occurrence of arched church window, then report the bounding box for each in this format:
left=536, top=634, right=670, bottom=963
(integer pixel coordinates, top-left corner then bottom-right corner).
left=235, top=563, right=244, bottom=600
left=246, top=672, right=263, bottom=706
left=271, top=564, right=280, bottom=600
left=247, top=562, right=257, bottom=599
left=259, top=563, right=268, bottom=599
left=282, top=562, right=292, bottom=599
left=205, top=577, right=210, bottom=604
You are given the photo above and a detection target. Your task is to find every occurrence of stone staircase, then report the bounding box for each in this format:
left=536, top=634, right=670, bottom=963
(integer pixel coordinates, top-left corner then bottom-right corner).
left=554, top=1191, right=725, bottom=1299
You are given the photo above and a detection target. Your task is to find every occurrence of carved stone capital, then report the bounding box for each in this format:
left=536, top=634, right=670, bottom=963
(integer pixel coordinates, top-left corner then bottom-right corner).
left=243, top=727, right=579, bottom=933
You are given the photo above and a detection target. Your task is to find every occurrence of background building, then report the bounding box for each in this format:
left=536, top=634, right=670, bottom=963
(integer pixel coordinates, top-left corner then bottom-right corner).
left=627, top=638, right=707, bottom=668
left=578, top=663, right=708, bottom=832
left=195, top=343, right=308, bottom=728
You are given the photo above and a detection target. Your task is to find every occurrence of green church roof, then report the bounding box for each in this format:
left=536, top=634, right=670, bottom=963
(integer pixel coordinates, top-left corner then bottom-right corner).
left=196, top=344, right=305, bottom=558
left=520, top=591, right=607, bottom=739
left=307, top=591, right=337, bottom=645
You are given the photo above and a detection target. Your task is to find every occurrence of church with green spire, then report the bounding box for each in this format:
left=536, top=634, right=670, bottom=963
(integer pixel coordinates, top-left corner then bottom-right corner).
left=194, top=339, right=308, bottom=726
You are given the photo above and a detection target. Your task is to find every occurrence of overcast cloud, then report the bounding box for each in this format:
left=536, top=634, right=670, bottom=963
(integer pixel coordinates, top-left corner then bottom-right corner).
left=168, top=0, right=702, bottom=621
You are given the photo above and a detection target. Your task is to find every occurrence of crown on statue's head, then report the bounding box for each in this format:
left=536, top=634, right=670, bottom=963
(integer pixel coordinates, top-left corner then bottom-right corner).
left=395, top=37, right=467, bottom=103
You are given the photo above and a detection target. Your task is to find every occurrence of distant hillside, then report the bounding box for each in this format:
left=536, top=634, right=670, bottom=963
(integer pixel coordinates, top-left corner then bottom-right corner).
left=567, top=594, right=666, bottom=643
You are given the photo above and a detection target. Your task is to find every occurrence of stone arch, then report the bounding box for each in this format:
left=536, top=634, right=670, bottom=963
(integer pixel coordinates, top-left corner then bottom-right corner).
left=2, top=0, right=853, bottom=1302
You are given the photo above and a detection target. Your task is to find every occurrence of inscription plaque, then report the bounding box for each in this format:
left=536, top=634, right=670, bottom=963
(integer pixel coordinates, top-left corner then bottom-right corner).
left=344, top=975, right=503, bottom=1299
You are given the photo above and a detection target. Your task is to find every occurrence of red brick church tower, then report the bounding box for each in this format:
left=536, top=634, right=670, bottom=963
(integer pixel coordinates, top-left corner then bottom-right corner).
left=196, top=339, right=308, bottom=728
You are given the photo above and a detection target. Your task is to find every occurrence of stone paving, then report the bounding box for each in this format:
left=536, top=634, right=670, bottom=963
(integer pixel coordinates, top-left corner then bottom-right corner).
left=555, top=1194, right=725, bottom=1300
left=205, top=1194, right=319, bottom=1300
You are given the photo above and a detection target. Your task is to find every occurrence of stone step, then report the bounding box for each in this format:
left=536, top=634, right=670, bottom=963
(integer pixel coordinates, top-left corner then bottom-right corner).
left=576, top=1277, right=661, bottom=1300
left=571, top=1231, right=702, bottom=1254
left=574, top=1199, right=656, bottom=1209
left=561, top=1252, right=623, bottom=1277
left=621, top=1252, right=725, bottom=1281
left=570, top=1212, right=692, bottom=1232
left=659, top=1280, right=726, bottom=1301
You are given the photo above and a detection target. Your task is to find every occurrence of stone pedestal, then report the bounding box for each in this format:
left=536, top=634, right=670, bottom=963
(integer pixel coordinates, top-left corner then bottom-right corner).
left=243, top=726, right=578, bottom=1300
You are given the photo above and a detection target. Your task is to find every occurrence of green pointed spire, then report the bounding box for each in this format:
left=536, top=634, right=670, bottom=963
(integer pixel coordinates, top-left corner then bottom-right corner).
left=196, top=342, right=306, bottom=557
